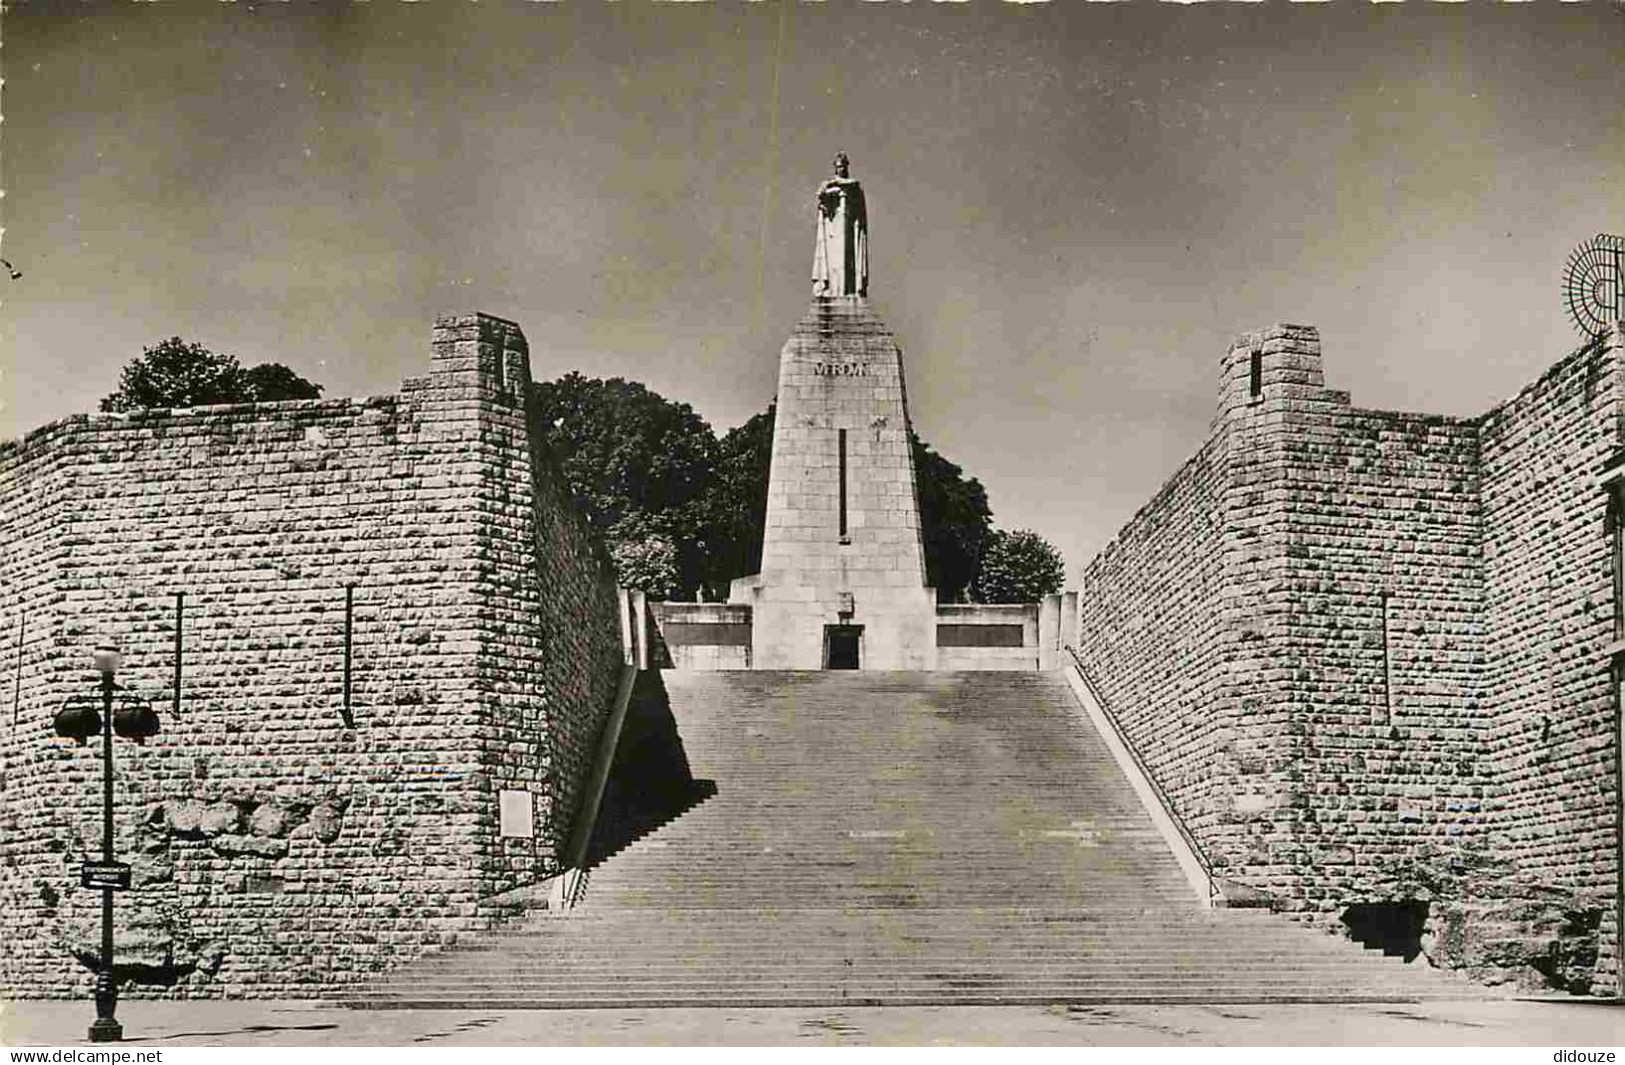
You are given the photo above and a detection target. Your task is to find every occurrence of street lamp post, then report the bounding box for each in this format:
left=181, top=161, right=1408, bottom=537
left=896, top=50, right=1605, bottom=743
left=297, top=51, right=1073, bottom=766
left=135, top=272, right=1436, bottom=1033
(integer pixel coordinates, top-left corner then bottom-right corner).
left=53, top=641, right=156, bottom=1043
left=89, top=642, right=123, bottom=1044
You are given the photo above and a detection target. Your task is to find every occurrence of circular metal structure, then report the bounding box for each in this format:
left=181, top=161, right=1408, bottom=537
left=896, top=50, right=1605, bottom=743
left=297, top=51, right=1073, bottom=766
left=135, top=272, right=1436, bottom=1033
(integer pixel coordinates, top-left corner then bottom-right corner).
left=1562, top=233, right=1625, bottom=339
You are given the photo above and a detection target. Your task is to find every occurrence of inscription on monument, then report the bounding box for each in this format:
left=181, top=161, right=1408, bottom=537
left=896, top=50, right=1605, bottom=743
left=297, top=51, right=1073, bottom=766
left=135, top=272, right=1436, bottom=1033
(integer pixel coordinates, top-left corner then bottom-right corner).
left=813, top=361, right=869, bottom=377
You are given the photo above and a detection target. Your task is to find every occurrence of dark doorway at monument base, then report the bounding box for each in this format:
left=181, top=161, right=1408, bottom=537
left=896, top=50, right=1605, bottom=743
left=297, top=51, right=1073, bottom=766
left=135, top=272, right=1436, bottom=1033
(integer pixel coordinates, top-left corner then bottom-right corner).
left=1340, top=901, right=1429, bottom=961
left=825, top=625, right=863, bottom=670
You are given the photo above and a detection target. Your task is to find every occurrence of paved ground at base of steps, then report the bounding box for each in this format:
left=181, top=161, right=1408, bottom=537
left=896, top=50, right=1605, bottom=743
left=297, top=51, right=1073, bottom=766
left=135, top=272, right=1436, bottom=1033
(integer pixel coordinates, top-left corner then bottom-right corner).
left=3, top=998, right=1620, bottom=1047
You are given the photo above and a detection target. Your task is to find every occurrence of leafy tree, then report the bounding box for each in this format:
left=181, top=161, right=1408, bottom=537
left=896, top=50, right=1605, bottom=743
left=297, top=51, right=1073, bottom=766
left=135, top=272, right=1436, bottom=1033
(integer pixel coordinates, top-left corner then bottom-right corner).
left=243, top=362, right=323, bottom=403
left=100, top=337, right=322, bottom=412
left=531, top=373, right=719, bottom=599
left=970, top=528, right=1066, bottom=604
left=101, top=338, right=244, bottom=412
left=703, top=405, right=776, bottom=595
left=912, top=433, right=992, bottom=603
left=607, top=519, right=683, bottom=599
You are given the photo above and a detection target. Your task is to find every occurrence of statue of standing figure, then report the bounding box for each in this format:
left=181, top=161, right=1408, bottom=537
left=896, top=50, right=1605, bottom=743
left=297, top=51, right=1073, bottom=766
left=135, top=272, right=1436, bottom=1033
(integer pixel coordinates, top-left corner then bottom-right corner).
left=812, top=152, right=868, bottom=298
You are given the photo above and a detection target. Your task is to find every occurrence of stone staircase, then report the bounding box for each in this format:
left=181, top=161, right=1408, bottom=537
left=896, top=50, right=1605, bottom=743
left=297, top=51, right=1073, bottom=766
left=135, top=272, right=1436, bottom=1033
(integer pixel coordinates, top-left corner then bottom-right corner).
left=347, top=670, right=1478, bottom=1008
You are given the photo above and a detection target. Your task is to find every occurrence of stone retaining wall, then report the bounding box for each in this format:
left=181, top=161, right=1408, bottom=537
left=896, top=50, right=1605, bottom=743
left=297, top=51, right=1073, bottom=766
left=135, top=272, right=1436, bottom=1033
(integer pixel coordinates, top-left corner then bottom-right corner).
left=1076, top=323, right=1623, bottom=994
left=1076, top=433, right=1237, bottom=872
left=935, top=603, right=1038, bottom=671
left=648, top=596, right=1072, bottom=672
left=648, top=603, right=753, bottom=670
left=1477, top=336, right=1622, bottom=992
left=0, top=312, right=627, bottom=998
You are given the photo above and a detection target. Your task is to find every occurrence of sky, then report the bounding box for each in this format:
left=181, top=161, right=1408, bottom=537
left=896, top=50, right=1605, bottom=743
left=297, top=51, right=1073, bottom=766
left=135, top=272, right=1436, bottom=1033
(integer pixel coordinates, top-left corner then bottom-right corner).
left=3, top=0, right=1624, bottom=584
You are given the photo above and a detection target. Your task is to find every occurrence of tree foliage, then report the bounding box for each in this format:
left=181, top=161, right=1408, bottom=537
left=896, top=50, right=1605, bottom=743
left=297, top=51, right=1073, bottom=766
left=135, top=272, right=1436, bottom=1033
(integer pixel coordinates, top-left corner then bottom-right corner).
left=100, top=337, right=322, bottom=412
left=704, top=405, right=777, bottom=595
left=531, top=373, right=719, bottom=599
left=242, top=363, right=324, bottom=403
left=607, top=523, right=683, bottom=600
left=911, top=434, right=992, bottom=603
left=970, top=528, right=1066, bottom=604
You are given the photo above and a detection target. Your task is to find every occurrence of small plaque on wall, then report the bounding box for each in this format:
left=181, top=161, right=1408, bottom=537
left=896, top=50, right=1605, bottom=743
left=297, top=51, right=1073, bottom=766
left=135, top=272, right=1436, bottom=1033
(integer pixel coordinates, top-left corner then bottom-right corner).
left=498, top=789, right=534, bottom=839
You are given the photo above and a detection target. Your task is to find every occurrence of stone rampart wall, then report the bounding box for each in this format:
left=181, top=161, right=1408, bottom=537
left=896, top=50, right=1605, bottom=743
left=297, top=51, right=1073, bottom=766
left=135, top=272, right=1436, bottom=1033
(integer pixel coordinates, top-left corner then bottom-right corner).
left=1076, top=323, right=1622, bottom=993
left=0, top=312, right=626, bottom=998
left=1076, top=435, right=1236, bottom=862
left=1276, top=399, right=1488, bottom=906
left=1478, top=336, right=1622, bottom=990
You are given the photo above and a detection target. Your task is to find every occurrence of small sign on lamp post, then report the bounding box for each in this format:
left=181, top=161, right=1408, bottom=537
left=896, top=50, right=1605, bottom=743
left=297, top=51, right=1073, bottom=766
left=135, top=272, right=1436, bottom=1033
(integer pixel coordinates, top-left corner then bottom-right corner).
left=79, top=862, right=132, bottom=892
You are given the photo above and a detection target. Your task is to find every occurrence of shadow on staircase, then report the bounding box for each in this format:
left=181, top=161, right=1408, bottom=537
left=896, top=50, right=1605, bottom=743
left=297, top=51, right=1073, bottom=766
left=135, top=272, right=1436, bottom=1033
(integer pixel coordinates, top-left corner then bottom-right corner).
left=585, top=669, right=717, bottom=868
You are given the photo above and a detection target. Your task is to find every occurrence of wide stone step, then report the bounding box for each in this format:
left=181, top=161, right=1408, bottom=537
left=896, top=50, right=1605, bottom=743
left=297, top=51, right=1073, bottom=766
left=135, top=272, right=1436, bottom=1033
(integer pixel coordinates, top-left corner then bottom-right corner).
left=354, top=957, right=1462, bottom=984
left=356, top=981, right=1449, bottom=1002
left=422, top=944, right=1420, bottom=970
left=348, top=988, right=1480, bottom=1009
left=379, top=959, right=1427, bottom=980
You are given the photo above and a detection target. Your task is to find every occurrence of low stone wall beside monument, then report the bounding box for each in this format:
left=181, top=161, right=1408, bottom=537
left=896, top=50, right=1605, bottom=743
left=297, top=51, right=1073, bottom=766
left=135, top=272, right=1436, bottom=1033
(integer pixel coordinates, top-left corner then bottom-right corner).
left=648, top=595, right=1076, bottom=673
left=935, top=604, right=1039, bottom=671
left=1076, top=323, right=1624, bottom=994
left=648, top=603, right=753, bottom=670
left=0, top=312, right=629, bottom=999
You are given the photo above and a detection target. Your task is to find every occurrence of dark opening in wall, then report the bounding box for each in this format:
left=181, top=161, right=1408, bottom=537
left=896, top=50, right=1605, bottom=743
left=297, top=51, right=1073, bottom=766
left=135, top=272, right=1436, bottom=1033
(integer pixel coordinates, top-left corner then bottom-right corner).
left=1340, top=901, right=1429, bottom=961
left=341, top=583, right=355, bottom=728
left=838, top=427, right=849, bottom=544
left=1528, top=907, right=1602, bottom=996
left=1248, top=349, right=1263, bottom=400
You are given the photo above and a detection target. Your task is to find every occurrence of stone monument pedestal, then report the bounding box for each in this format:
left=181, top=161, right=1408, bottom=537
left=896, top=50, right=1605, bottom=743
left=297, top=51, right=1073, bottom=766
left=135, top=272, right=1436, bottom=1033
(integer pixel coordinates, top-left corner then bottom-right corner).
left=731, top=576, right=936, bottom=671
left=729, top=291, right=938, bottom=670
